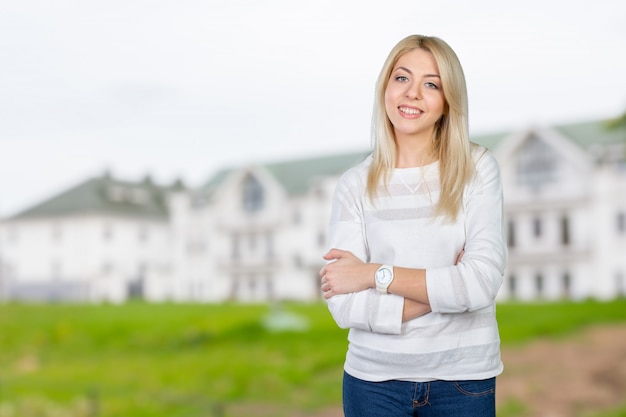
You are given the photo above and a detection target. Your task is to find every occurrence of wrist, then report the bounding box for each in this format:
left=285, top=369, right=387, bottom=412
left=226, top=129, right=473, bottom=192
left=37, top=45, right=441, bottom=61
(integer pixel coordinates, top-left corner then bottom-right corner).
left=369, top=264, right=381, bottom=288
left=374, top=264, right=395, bottom=294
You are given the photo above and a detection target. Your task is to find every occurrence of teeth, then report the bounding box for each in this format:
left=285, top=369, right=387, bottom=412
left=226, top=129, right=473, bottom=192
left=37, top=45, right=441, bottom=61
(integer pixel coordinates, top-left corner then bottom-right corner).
left=400, top=107, right=422, bottom=115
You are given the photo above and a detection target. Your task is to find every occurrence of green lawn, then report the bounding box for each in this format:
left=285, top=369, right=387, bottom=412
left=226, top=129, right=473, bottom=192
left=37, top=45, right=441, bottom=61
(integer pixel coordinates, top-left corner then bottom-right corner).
left=0, top=299, right=625, bottom=417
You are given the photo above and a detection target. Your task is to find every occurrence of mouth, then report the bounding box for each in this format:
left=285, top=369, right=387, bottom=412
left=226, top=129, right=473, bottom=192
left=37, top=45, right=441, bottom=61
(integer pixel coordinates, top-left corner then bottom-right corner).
left=398, top=106, right=423, bottom=116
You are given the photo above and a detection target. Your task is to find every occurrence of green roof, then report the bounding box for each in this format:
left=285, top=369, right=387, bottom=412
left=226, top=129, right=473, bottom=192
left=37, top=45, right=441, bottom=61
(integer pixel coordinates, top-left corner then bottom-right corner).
left=12, top=118, right=622, bottom=219
left=471, top=131, right=509, bottom=152
left=203, top=151, right=370, bottom=197
left=469, top=118, right=626, bottom=152
left=204, top=118, right=624, bottom=197
left=10, top=175, right=177, bottom=220
left=554, top=119, right=626, bottom=149
left=265, top=151, right=371, bottom=195
left=203, top=168, right=231, bottom=194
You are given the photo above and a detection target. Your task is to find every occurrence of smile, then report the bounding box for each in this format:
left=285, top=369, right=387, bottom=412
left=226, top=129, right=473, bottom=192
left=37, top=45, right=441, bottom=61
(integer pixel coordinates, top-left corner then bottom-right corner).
left=399, top=106, right=423, bottom=116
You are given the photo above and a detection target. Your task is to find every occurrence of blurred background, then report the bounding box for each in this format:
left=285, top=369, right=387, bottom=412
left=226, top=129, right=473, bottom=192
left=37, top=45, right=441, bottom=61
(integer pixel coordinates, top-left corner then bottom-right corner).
left=0, top=1, right=625, bottom=416
left=1, top=0, right=625, bottom=218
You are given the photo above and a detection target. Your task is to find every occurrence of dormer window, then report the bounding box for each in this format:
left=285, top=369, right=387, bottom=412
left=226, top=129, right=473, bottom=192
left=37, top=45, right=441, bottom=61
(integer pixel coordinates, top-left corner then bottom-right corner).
left=107, top=185, right=150, bottom=205
left=108, top=186, right=126, bottom=202
left=516, top=135, right=557, bottom=190
left=129, top=188, right=149, bottom=204
left=242, top=174, right=264, bottom=213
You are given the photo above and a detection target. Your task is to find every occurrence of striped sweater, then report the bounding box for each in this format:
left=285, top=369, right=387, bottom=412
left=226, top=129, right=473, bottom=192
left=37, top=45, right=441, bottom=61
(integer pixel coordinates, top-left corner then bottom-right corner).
left=326, top=145, right=507, bottom=382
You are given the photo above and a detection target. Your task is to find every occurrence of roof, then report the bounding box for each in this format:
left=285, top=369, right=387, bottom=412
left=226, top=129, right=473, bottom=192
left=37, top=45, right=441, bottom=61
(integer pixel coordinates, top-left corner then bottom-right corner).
left=469, top=118, right=626, bottom=152
left=9, top=174, right=181, bottom=220
left=9, top=118, right=624, bottom=218
left=203, top=117, right=624, bottom=197
left=554, top=119, right=626, bottom=149
left=265, top=151, right=371, bottom=195
left=203, top=151, right=371, bottom=197
left=471, top=131, right=509, bottom=152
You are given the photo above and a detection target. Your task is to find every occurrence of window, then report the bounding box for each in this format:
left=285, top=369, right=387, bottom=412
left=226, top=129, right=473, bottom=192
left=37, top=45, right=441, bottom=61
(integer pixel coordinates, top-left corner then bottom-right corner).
left=508, top=274, right=517, bottom=299
left=52, top=223, right=62, bottom=242
left=231, top=274, right=240, bottom=299
left=103, top=224, right=113, bottom=241
left=292, top=208, right=302, bottom=225
left=3, top=263, right=15, bottom=280
left=618, top=212, right=625, bottom=235
left=130, top=188, right=149, bottom=204
left=242, top=174, right=264, bottom=213
left=231, top=233, right=240, bottom=259
left=315, top=186, right=325, bottom=200
left=317, top=230, right=326, bottom=248
left=265, top=273, right=274, bottom=301
left=51, top=261, right=62, bottom=280
left=187, top=240, right=206, bottom=255
left=138, top=225, right=149, bottom=242
left=616, top=272, right=625, bottom=297
left=107, top=186, right=125, bottom=202
left=137, top=262, right=147, bottom=278
left=8, top=225, right=18, bottom=243
left=516, top=135, right=557, bottom=190
left=248, top=232, right=257, bottom=251
left=533, top=217, right=542, bottom=238
left=507, top=219, right=516, bottom=248
left=266, top=232, right=274, bottom=259
left=535, top=273, right=544, bottom=297
left=562, top=272, right=571, bottom=298
left=248, top=274, right=257, bottom=293
left=561, top=215, right=570, bottom=246
left=107, top=185, right=149, bottom=205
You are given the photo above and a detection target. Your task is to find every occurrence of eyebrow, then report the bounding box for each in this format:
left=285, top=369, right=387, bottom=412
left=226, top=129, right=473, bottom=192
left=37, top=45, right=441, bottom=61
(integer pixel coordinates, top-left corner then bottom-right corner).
left=395, top=66, right=441, bottom=78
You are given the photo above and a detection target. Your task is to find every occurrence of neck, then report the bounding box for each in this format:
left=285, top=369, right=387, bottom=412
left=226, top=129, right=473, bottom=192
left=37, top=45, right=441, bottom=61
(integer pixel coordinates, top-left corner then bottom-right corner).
left=395, top=134, right=436, bottom=168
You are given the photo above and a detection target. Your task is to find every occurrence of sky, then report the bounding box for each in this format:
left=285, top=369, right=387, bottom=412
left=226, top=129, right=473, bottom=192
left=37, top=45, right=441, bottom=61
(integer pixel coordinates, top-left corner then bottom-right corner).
left=1, top=0, right=625, bottom=218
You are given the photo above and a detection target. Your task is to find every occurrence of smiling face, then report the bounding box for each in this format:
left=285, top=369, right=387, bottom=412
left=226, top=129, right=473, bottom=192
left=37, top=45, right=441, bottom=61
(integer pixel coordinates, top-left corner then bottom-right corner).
left=384, top=48, right=446, bottom=145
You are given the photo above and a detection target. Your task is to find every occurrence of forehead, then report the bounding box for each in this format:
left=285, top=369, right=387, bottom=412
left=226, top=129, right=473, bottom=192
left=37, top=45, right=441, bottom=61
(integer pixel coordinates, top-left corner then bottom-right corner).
left=393, top=48, right=439, bottom=73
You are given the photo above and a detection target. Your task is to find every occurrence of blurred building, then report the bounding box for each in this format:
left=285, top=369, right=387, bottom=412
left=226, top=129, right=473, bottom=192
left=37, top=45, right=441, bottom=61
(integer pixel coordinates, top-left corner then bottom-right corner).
left=0, top=173, right=177, bottom=303
left=494, top=121, right=626, bottom=301
left=0, top=119, right=624, bottom=303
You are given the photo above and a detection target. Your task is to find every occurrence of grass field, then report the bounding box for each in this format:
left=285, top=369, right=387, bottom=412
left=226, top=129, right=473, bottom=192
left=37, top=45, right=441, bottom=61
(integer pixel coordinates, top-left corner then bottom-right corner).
left=1, top=299, right=625, bottom=417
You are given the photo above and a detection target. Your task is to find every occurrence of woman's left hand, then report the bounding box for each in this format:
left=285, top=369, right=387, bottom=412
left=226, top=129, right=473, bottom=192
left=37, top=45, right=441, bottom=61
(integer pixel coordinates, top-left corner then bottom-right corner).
left=320, top=248, right=376, bottom=299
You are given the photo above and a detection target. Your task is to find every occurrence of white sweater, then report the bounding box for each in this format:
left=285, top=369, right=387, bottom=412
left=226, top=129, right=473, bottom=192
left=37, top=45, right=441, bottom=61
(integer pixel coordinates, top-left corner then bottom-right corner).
left=326, top=146, right=507, bottom=382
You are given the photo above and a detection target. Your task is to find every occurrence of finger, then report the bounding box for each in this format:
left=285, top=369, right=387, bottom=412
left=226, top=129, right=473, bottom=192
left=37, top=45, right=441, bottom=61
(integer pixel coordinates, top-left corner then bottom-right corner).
left=322, top=248, right=345, bottom=261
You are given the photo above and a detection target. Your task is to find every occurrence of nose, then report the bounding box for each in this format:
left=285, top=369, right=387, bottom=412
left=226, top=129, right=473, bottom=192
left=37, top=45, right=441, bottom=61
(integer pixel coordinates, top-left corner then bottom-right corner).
left=406, top=83, right=422, bottom=100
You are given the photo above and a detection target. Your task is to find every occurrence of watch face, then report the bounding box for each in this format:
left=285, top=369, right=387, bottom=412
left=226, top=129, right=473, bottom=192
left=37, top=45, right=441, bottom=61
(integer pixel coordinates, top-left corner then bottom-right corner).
left=376, top=268, right=392, bottom=285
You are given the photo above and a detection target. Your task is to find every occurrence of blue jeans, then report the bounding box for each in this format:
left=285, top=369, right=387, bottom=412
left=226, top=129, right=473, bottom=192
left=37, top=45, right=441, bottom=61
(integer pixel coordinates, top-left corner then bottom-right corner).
left=343, top=372, right=496, bottom=417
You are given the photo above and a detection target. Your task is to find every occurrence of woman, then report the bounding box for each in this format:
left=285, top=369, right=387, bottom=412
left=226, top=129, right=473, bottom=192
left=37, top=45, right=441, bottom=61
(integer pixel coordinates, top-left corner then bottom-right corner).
left=319, top=35, right=507, bottom=416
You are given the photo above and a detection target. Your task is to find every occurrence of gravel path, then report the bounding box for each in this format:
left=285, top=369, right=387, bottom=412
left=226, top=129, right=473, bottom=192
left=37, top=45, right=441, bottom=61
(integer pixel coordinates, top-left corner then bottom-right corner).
left=498, top=324, right=626, bottom=417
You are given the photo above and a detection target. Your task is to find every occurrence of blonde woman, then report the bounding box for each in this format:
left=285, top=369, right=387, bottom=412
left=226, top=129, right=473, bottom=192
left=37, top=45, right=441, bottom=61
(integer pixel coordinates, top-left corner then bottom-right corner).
left=320, top=35, right=507, bottom=417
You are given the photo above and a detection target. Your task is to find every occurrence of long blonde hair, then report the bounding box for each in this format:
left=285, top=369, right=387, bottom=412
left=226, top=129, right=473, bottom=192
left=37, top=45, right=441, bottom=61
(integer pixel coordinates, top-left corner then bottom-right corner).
left=367, top=34, right=474, bottom=221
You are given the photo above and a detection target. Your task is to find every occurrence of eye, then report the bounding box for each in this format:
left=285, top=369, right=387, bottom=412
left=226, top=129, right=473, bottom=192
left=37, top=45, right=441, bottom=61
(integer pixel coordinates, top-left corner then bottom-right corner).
left=425, top=81, right=439, bottom=89
left=394, top=75, right=409, bottom=82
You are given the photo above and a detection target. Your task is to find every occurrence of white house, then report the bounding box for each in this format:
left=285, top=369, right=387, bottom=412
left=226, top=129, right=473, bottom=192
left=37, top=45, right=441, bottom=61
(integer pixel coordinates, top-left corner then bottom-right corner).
left=1, top=118, right=624, bottom=303
left=0, top=174, right=179, bottom=303
left=494, top=121, right=626, bottom=301
left=161, top=152, right=369, bottom=303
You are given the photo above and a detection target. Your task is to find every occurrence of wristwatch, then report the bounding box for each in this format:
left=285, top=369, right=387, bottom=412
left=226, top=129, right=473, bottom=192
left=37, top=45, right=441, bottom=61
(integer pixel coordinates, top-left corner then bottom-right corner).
left=375, top=264, right=394, bottom=294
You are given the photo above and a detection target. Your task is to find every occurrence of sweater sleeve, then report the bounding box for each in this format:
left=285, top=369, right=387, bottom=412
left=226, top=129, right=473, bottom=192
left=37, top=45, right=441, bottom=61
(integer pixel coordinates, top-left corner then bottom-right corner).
left=426, top=150, right=507, bottom=313
left=325, top=168, right=405, bottom=335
